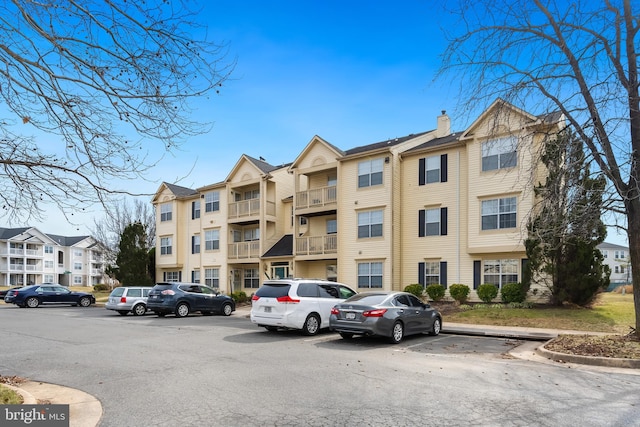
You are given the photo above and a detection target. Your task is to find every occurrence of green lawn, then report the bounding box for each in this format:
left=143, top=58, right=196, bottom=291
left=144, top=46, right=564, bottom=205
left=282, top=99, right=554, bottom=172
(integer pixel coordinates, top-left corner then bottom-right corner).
left=442, top=292, right=635, bottom=334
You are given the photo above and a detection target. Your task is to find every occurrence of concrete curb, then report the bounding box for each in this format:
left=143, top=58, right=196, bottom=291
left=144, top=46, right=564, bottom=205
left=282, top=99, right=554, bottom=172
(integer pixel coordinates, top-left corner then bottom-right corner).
left=18, top=381, right=103, bottom=427
left=2, top=382, right=36, bottom=404
left=536, top=343, right=640, bottom=369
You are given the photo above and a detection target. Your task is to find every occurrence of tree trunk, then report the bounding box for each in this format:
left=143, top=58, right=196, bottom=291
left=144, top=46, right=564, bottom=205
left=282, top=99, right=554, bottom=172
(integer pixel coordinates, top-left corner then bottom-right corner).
left=625, top=198, right=640, bottom=337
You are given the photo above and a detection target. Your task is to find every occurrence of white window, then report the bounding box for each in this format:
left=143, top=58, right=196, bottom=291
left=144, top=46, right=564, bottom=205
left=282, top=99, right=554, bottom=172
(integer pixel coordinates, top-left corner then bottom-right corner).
left=164, top=271, right=180, bottom=282
left=74, top=262, right=82, bottom=271
left=482, top=137, right=517, bottom=171
left=244, top=228, right=260, bottom=241
left=192, top=200, right=201, bottom=219
left=44, top=274, right=54, bottom=283
left=358, top=158, right=384, bottom=188
left=192, top=270, right=200, bottom=283
left=160, top=203, right=172, bottom=221
left=244, top=268, right=259, bottom=288
left=483, top=259, right=518, bottom=287
left=74, top=276, right=83, bottom=285
left=425, top=155, right=441, bottom=183
left=192, top=235, right=200, bottom=254
left=423, top=261, right=440, bottom=285
left=205, top=268, right=220, bottom=288
left=358, top=210, right=383, bottom=238
left=45, top=260, right=54, bottom=269
left=326, top=219, right=337, bottom=235
left=482, top=197, right=516, bottom=230
left=44, top=245, right=54, bottom=254
left=205, top=191, right=220, bottom=212
left=602, top=250, right=608, bottom=259
left=358, top=262, right=383, bottom=288
left=74, top=249, right=83, bottom=257
left=160, top=237, right=172, bottom=255
left=205, top=229, right=220, bottom=250
left=614, top=266, right=620, bottom=274
left=424, top=208, right=441, bottom=236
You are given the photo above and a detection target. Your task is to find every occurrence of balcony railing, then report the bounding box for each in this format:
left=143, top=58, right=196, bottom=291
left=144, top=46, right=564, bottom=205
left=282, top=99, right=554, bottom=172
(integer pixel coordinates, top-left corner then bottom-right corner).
left=296, top=185, right=337, bottom=209
left=228, top=241, right=261, bottom=259
left=296, top=234, right=337, bottom=255
left=228, top=199, right=276, bottom=219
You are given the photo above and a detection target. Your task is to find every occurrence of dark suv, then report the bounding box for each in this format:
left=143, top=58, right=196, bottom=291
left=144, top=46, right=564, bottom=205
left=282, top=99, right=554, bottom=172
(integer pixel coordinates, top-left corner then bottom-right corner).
left=147, top=282, right=235, bottom=318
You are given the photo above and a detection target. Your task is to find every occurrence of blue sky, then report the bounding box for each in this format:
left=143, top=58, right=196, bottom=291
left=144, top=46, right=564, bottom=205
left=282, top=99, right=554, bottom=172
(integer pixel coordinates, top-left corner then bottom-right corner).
left=25, top=0, right=628, bottom=246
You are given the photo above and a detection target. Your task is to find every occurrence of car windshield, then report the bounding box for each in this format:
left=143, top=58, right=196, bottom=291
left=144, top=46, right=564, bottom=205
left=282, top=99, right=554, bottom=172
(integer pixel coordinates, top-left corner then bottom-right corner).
left=255, top=283, right=291, bottom=298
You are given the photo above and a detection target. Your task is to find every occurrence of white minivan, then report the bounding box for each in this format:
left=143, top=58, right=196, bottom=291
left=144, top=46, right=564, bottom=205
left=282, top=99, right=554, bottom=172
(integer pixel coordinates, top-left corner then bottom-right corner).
left=250, top=279, right=357, bottom=335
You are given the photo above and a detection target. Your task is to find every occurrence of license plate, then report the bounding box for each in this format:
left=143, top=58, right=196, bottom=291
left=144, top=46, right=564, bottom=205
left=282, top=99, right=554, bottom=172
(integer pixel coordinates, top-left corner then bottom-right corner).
left=264, top=306, right=272, bottom=313
left=346, top=312, right=356, bottom=320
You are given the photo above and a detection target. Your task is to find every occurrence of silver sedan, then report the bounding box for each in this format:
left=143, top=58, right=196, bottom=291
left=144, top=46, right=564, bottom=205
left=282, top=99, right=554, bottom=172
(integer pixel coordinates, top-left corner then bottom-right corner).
left=330, top=291, right=442, bottom=344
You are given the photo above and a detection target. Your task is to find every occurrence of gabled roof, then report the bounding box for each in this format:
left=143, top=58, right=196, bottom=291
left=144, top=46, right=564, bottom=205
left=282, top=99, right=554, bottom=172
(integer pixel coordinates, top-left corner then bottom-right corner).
left=164, top=182, right=198, bottom=197
left=460, top=98, right=563, bottom=140
left=289, top=135, right=345, bottom=171
left=403, top=131, right=465, bottom=154
left=0, top=227, right=31, bottom=240
left=262, top=234, right=293, bottom=258
left=244, top=155, right=282, bottom=174
left=342, top=130, right=432, bottom=157
left=597, top=242, right=629, bottom=251
left=47, top=234, right=92, bottom=247
left=0, top=227, right=92, bottom=247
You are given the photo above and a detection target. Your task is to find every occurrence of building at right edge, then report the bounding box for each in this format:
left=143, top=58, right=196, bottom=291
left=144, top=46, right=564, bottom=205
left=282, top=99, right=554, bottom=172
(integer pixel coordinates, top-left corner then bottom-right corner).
left=154, top=98, right=566, bottom=300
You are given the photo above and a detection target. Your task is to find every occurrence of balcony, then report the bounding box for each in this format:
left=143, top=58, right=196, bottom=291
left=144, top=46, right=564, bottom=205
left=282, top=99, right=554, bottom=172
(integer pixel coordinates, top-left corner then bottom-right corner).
left=296, top=234, right=337, bottom=256
left=228, top=199, right=276, bottom=220
left=228, top=241, right=261, bottom=260
left=296, top=186, right=337, bottom=210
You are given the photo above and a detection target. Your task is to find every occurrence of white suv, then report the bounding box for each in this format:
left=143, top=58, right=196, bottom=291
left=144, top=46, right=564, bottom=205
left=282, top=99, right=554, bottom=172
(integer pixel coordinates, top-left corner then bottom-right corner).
left=250, top=279, right=357, bottom=335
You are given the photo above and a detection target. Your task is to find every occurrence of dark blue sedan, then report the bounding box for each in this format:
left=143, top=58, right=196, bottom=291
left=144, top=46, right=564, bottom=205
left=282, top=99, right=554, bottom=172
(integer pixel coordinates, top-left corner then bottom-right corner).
left=147, top=282, right=236, bottom=317
left=4, top=284, right=95, bottom=308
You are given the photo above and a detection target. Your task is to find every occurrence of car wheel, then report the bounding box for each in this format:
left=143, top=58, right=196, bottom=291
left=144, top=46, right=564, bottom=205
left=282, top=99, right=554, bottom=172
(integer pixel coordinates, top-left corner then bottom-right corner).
left=389, top=321, right=404, bottom=344
left=429, top=318, right=442, bottom=336
left=265, top=326, right=278, bottom=332
left=132, top=304, right=146, bottom=316
left=222, top=303, right=233, bottom=316
left=26, top=297, right=40, bottom=308
left=79, top=297, right=92, bottom=307
left=339, top=332, right=354, bottom=340
left=175, top=302, right=190, bottom=318
left=302, top=313, right=320, bottom=336
left=117, top=311, right=128, bottom=316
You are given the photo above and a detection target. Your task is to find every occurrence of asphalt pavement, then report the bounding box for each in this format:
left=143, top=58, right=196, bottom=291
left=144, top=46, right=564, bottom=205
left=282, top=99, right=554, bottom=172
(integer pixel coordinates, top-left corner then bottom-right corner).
left=4, top=304, right=638, bottom=427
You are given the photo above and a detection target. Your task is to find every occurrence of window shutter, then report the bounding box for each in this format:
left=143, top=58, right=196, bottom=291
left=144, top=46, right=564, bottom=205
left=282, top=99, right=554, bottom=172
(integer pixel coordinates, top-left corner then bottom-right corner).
left=440, top=207, right=448, bottom=236
left=418, top=262, right=425, bottom=287
left=440, top=261, right=447, bottom=289
left=441, top=154, right=448, bottom=183
left=418, top=210, right=425, bottom=237
left=419, top=158, right=426, bottom=186
left=179, top=271, right=182, bottom=282
left=521, top=258, right=529, bottom=282
left=473, top=260, right=481, bottom=289
left=191, top=201, right=195, bottom=220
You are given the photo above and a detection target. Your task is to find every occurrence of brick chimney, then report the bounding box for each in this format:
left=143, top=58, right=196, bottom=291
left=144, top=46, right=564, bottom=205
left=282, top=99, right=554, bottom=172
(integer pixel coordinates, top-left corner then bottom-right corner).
left=436, top=110, right=450, bottom=138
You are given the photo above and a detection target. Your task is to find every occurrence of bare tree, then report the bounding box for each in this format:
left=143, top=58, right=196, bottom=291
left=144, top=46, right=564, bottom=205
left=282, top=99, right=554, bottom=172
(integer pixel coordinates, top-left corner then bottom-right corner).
left=0, top=0, right=233, bottom=223
left=438, top=0, right=640, bottom=335
left=92, top=198, right=155, bottom=265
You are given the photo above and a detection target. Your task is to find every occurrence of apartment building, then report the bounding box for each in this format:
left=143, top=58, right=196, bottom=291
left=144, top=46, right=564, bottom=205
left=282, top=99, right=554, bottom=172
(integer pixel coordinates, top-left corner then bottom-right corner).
left=153, top=99, right=565, bottom=298
left=0, top=227, right=105, bottom=287
left=597, top=242, right=632, bottom=286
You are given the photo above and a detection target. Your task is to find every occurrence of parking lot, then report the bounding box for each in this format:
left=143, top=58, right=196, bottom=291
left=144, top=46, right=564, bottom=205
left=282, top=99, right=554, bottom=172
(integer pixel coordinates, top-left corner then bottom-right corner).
left=1, top=304, right=639, bottom=426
